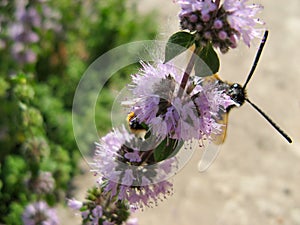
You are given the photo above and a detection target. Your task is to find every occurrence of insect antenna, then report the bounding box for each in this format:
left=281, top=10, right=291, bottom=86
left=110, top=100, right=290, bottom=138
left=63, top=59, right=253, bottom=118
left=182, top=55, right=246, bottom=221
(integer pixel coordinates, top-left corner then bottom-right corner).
left=245, top=98, right=292, bottom=143
left=243, top=30, right=269, bottom=89
left=241, top=30, right=292, bottom=143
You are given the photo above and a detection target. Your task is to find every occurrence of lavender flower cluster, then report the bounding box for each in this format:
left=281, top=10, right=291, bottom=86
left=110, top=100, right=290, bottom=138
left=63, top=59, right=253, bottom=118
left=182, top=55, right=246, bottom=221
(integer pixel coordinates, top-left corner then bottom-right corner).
left=22, top=171, right=58, bottom=225
left=1, top=0, right=61, bottom=65
left=68, top=186, right=139, bottom=225
left=129, top=62, right=234, bottom=141
left=22, top=201, right=59, bottom=225
left=93, top=126, right=176, bottom=209
left=27, top=171, right=55, bottom=195
left=70, top=0, right=264, bottom=224
left=176, top=0, right=264, bottom=52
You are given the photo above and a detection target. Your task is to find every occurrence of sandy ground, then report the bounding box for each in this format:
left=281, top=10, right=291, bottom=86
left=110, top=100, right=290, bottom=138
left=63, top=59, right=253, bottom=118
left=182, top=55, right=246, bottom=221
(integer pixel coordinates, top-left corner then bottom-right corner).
left=59, top=1, right=300, bottom=224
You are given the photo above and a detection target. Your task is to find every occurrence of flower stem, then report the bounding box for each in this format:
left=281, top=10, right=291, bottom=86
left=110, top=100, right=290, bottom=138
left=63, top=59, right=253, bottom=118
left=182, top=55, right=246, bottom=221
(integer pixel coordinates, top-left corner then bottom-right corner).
left=140, top=149, right=155, bottom=165
left=177, top=46, right=202, bottom=98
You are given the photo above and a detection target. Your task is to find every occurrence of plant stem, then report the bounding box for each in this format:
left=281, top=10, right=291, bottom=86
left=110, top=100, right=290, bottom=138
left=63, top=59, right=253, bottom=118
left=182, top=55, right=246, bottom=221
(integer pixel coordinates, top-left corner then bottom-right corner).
left=177, top=46, right=202, bottom=98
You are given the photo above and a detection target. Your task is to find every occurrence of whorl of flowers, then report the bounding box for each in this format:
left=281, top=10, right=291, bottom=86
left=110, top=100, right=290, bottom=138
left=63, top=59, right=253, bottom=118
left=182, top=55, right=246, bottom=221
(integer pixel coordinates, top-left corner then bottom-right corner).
left=68, top=187, right=139, bottom=225
left=175, top=0, right=264, bottom=52
left=1, top=0, right=62, bottom=64
left=128, top=62, right=234, bottom=141
left=22, top=201, right=59, bottom=225
left=27, top=171, right=55, bottom=194
left=92, top=126, right=176, bottom=209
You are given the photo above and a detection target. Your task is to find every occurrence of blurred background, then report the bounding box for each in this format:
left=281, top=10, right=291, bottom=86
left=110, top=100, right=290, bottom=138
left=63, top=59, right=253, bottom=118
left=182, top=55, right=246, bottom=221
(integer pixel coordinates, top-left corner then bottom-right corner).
left=0, top=0, right=156, bottom=224
left=1, top=0, right=299, bottom=224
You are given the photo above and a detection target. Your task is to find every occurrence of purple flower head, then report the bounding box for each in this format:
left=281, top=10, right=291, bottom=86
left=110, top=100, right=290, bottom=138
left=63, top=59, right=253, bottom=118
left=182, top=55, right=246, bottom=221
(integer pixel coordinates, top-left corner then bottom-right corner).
left=130, top=61, right=182, bottom=98
left=93, top=125, right=178, bottom=184
left=28, top=171, right=55, bottom=194
left=125, top=150, right=142, bottom=162
left=93, top=126, right=134, bottom=181
left=4, top=0, right=63, bottom=67
left=17, top=7, right=42, bottom=28
left=175, top=0, right=264, bottom=52
left=41, top=5, right=62, bottom=32
left=93, top=126, right=178, bottom=209
left=8, top=23, right=39, bottom=43
left=67, top=198, right=83, bottom=210
left=223, top=0, right=264, bottom=47
left=127, top=62, right=232, bottom=141
left=106, top=179, right=173, bottom=209
left=175, top=0, right=217, bottom=16
left=92, top=205, right=103, bottom=224
left=122, top=169, right=135, bottom=186
left=22, top=201, right=59, bottom=225
left=81, top=210, right=89, bottom=220
left=11, top=42, right=37, bottom=64
left=70, top=186, right=141, bottom=224
left=126, top=217, right=139, bottom=225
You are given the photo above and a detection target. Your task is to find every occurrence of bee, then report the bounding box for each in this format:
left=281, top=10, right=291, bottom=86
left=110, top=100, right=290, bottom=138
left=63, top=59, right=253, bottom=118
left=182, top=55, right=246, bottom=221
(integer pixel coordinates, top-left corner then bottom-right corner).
left=126, top=111, right=147, bottom=139
left=198, top=30, right=292, bottom=171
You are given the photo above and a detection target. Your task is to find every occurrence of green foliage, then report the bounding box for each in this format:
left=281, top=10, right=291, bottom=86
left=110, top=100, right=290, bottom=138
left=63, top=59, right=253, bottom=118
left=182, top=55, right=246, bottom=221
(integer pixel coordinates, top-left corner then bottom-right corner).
left=1, top=155, right=27, bottom=196
left=0, top=77, right=9, bottom=96
left=81, top=186, right=131, bottom=225
left=0, top=0, right=157, bottom=224
left=154, top=138, right=183, bottom=162
left=3, top=202, right=24, bottom=225
left=195, top=43, right=220, bottom=76
left=164, top=31, right=219, bottom=76
left=42, top=145, right=73, bottom=192
left=164, top=31, right=195, bottom=63
left=0, top=155, right=29, bottom=224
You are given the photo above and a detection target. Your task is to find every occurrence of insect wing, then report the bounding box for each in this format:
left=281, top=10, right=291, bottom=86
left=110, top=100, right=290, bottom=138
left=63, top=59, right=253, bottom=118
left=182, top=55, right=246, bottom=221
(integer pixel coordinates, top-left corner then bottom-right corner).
left=211, top=110, right=228, bottom=145
left=198, top=111, right=228, bottom=172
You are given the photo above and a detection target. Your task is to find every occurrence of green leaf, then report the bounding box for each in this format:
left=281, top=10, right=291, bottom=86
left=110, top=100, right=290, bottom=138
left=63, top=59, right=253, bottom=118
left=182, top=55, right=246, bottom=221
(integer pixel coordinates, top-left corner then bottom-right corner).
left=153, top=138, right=183, bottom=162
left=164, top=31, right=195, bottom=63
left=195, top=43, right=220, bottom=77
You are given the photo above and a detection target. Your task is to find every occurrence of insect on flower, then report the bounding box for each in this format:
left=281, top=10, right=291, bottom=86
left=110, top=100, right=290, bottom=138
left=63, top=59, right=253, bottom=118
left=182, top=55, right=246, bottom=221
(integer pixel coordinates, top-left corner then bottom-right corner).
left=198, top=30, right=292, bottom=171
left=126, top=111, right=148, bottom=139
